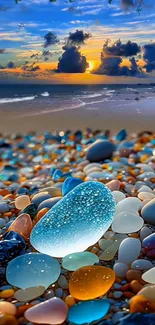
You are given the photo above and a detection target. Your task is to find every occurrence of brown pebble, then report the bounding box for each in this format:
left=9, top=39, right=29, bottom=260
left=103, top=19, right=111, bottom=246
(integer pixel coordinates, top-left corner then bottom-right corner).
left=123, top=291, right=135, bottom=298
left=121, top=283, right=130, bottom=292
left=130, top=280, right=143, bottom=294
left=126, top=270, right=142, bottom=283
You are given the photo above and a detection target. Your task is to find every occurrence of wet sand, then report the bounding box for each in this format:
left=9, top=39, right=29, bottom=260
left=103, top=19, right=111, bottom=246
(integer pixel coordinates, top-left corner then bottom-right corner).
left=0, top=97, right=155, bottom=134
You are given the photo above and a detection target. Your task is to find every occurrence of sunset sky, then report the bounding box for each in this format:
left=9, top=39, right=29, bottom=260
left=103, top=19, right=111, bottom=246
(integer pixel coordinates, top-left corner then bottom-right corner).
left=0, top=0, right=155, bottom=83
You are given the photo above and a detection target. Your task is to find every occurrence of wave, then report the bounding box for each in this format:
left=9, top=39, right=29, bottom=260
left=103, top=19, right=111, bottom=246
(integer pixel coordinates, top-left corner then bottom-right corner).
left=41, top=92, right=49, bottom=97
left=0, top=96, right=36, bottom=104
left=73, top=92, right=103, bottom=99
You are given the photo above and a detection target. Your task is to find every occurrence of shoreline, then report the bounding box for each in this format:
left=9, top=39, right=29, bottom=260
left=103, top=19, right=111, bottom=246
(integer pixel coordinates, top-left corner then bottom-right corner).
left=0, top=96, right=155, bottom=134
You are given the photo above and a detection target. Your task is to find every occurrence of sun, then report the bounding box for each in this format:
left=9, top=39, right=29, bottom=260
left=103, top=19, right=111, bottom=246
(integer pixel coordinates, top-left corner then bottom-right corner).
left=87, top=61, right=94, bottom=73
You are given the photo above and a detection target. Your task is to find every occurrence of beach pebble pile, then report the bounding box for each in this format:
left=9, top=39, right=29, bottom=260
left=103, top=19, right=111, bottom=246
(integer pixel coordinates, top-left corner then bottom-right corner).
left=0, top=129, right=154, bottom=324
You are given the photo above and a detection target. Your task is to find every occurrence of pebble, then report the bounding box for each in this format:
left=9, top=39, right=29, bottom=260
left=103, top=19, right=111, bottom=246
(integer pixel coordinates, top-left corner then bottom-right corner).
left=112, top=212, right=144, bottom=233
left=137, top=285, right=155, bottom=302
left=62, top=252, right=99, bottom=271
left=131, top=259, right=153, bottom=270
left=141, top=198, right=155, bottom=225
left=8, top=213, right=33, bottom=239
left=86, top=140, right=115, bottom=162
left=6, top=253, right=60, bottom=289
left=0, top=202, right=9, bottom=214
left=142, top=267, right=155, bottom=284
left=113, top=191, right=126, bottom=203
left=140, top=227, right=152, bottom=241
left=24, top=297, right=68, bottom=324
left=15, top=195, right=31, bottom=210
left=30, top=182, right=115, bottom=257
left=68, top=299, right=111, bottom=324
left=37, top=197, right=61, bottom=211
left=14, top=286, right=45, bottom=302
left=62, top=177, right=83, bottom=196
left=0, top=301, right=16, bottom=315
left=118, top=238, right=141, bottom=265
left=116, top=197, right=141, bottom=214
left=113, top=263, right=129, bottom=278
left=31, top=192, right=51, bottom=207
left=69, top=266, right=115, bottom=300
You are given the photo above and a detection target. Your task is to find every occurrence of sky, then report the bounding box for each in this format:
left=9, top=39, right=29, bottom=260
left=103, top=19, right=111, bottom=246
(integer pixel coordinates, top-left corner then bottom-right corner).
left=0, top=0, right=155, bottom=84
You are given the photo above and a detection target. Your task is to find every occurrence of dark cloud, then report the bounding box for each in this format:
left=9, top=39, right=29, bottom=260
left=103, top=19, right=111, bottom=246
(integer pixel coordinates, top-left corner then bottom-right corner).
left=42, top=50, right=53, bottom=57
left=22, top=62, right=40, bottom=72
left=143, top=42, right=155, bottom=72
left=30, top=52, right=40, bottom=59
left=103, top=39, right=140, bottom=57
left=121, top=0, right=136, bottom=10
left=0, top=49, right=5, bottom=54
left=7, top=61, right=15, bottom=69
left=94, top=54, right=142, bottom=76
left=29, top=65, right=40, bottom=72
left=56, top=45, right=89, bottom=73
left=44, top=32, right=59, bottom=48
left=67, top=30, right=91, bottom=46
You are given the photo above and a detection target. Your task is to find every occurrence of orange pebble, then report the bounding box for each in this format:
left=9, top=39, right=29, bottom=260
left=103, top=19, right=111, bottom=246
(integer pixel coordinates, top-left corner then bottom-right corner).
left=130, top=295, right=155, bottom=313
left=36, top=208, right=49, bottom=222
left=0, top=189, right=10, bottom=196
left=3, top=212, right=12, bottom=217
left=16, top=305, right=33, bottom=318
left=65, top=295, right=76, bottom=308
left=0, top=313, right=17, bottom=325
left=126, top=270, right=142, bottom=283
left=123, top=291, right=135, bottom=298
left=130, top=280, right=143, bottom=294
left=0, top=290, right=14, bottom=299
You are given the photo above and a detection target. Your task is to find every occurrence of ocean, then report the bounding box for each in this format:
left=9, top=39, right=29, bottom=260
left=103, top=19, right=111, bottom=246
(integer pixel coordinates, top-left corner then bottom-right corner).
left=0, top=84, right=155, bottom=133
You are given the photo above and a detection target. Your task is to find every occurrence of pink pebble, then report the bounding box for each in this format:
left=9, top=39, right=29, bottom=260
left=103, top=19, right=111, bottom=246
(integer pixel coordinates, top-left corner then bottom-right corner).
left=25, top=297, right=68, bottom=324
left=106, top=180, right=120, bottom=191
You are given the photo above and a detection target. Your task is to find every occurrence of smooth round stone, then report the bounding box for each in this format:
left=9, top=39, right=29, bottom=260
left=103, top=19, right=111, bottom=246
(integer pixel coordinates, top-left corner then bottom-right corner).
left=8, top=213, right=33, bottom=239
left=0, top=202, right=9, bottom=214
left=137, top=285, right=155, bottom=301
left=140, top=227, right=152, bottom=241
left=112, top=212, right=144, bottom=234
left=83, top=163, right=102, bottom=174
left=37, top=197, right=61, bottom=212
left=116, top=197, right=141, bottom=214
left=141, top=198, right=155, bottom=225
left=87, top=171, right=114, bottom=180
left=32, top=192, right=51, bottom=207
left=62, top=252, right=99, bottom=271
left=138, top=185, right=152, bottom=193
left=104, top=231, right=115, bottom=239
left=99, top=241, right=119, bottom=261
left=39, top=187, right=62, bottom=197
left=25, top=297, right=68, bottom=324
left=138, top=192, right=155, bottom=201
left=131, top=259, right=153, bottom=271
left=0, top=301, right=16, bottom=315
left=14, top=286, right=45, bottom=302
left=15, top=195, right=31, bottom=210
left=142, top=267, right=155, bottom=284
left=113, top=263, right=129, bottom=278
left=30, top=182, right=116, bottom=258
left=113, top=191, right=126, bottom=203
left=62, top=177, right=83, bottom=196
left=69, top=266, right=115, bottom=300
left=68, top=299, right=110, bottom=325
left=58, top=275, right=68, bottom=289
left=6, top=253, right=60, bottom=289
left=86, top=140, right=115, bottom=162
left=86, top=167, right=102, bottom=175
left=98, top=239, right=113, bottom=250
left=106, top=180, right=120, bottom=191
left=142, top=233, right=155, bottom=251
left=0, top=218, right=6, bottom=228
left=118, top=238, right=141, bottom=265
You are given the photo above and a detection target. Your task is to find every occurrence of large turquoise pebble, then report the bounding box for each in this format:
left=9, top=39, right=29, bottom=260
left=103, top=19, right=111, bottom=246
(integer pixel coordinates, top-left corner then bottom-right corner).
left=68, top=299, right=110, bottom=324
left=62, top=177, right=83, bottom=196
left=62, top=252, right=99, bottom=271
left=6, top=253, right=60, bottom=289
left=30, top=181, right=115, bottom=257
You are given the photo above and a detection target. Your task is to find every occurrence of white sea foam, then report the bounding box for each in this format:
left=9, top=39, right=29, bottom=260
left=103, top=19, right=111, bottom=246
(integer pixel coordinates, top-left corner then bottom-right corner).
left=41, top=92, right=49, bottom=97
left=0, top=96, right=36, bottom=104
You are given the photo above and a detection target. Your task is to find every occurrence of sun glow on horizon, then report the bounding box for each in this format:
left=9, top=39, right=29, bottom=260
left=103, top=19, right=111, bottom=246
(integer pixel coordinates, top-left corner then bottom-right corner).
left=87, top=61, right=94, bottom=73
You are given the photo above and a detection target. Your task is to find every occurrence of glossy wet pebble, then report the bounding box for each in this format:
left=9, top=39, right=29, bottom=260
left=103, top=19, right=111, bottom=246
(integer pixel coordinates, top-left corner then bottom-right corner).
left=62, top=252, right=99, bottom=271
left=86, top=140, right=115, bottom=162
left=8, top=213, right=33, bottom=239
left=112, top=212, right=144, bottom=233
left=141, top=198, right=155, bottom=225
left=15, top=195, right=31, bottom=210
left=0, top=301, right=16, bottom=315
left=68, top=299, right=110, bottom=325
left=142, top=267, right=155, bottom=284
left=37, top=197, right=61, bottom=211
left=118, top=238, right=141, bottom=264
left=69, top=266, right=115, bottom=300
left=62, top=177, right=83, bottom=196
left=6, top=253, right=60, bottom=289
left=131, top=259, right=153, bottom=270
left=137, top=285, right=155, bottom=301
left=116, top=197, right=141, bottom=214
left=30, top=182, right=115, bottom=257
left=14, top=286, right=45, bottom=302
left=25, top=297, right=68, bottom=324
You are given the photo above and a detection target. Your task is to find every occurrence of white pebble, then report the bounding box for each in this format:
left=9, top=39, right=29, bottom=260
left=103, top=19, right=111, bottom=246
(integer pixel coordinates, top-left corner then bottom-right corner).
left=118, top=238, right=141, bottom=265
left=137, top=285, right=155, bottom=301
left=142, top=267, right=155, bottom=284
left=113, top=191, right=126, bottom=203
left=112, top=212, right=144, bottom=234
left=138, top=185, right=152, bottom=193
left=116, top=197, right=141, bottom=214
left=138, top=192, right=155, bottom=201
left=113, top=263, right=129, bottom=278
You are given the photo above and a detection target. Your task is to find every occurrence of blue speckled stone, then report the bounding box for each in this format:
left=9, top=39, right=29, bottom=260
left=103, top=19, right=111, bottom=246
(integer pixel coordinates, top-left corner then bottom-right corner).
left=62, top=177, right=83, bottom=196
left=62, top=252, right=99, bottom=271
left=0, top=231, right=25, bottom=266
left=119, top=313, right=155, bottom=325
left=68, top=299, right=111, bottom=325
left=6, top=253, right=60, bottom=289
left=30, top=181, right=116, bottom=258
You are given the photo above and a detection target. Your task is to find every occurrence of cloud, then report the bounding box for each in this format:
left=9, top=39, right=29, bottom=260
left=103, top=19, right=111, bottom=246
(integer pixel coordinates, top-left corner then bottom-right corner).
left=0, top=49, right=5, bottom=54
left=103, top=39, right=141, bottom=57
left=67, top=30, right=91, bottom=46
left=56, top=45, right=89, bottom=73
left=22, top=62, right=40, bottom=72
left=44, top=32, right=59, bottom=48
left=143, top=42, right=155, bottom=72
left=42, top=50, right=52, bottom=57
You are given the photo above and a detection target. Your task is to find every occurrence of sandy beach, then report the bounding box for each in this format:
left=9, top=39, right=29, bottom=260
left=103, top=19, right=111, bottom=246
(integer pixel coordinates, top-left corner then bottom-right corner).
left=0, top=96, right=155, bottom=134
